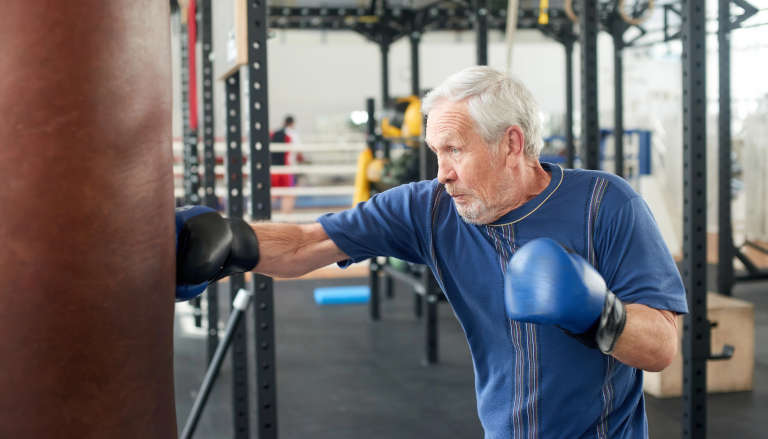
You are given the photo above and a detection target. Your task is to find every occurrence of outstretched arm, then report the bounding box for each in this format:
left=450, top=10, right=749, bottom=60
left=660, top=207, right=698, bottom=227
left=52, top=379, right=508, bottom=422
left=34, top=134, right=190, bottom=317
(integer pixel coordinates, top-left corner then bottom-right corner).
left=251, top=222, right=349, bottom=278
left=176, top=206, right=349, bottom=300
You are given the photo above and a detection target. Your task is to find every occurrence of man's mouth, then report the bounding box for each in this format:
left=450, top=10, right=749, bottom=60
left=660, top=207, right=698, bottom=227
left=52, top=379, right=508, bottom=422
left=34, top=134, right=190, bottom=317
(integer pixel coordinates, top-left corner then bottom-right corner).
left=447, top=188, right=469, bottom=200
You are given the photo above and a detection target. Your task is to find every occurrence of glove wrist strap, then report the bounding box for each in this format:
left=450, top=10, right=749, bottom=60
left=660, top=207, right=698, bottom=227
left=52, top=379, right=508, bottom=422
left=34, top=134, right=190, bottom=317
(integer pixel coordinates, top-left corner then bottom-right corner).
left=561, top=291, right=627, bottom=355
left=596, top=291, right=627, bottom=355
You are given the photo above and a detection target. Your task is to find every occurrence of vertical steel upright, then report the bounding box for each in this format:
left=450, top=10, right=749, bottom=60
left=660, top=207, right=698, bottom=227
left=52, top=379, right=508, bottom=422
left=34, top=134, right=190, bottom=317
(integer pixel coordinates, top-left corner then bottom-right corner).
left=180, top=10, right=203, bottom=328
left=381, top=43, right=390, bottom=105
left=681, top=1, right=709, bottom=437
left=423, top=270, right=440, bottom=365
left=564, top=32, right=576, bottom=169
left=247, top=1, right=277, bottom=437
left=717, top=0, right=734, bottom=296
left=410, top=26, right=439, bottom=362
left=475, top=0, right=488, bottom=65
left=366, top=98, right=381, bottom=321
left=199, top=0, right=220, bottom=364
left=409, top=27, right=423, bottom=309
left=611, top=15, right=625, bottom=177
left=224, top=71, right=250, bottom=438
left=179, top=18, right=192, bottom=204
left=410, top=31, right=421, bottom=96
left=579, top=0, right=600, bottom=170
left=181, top=25, right=201, bottom=206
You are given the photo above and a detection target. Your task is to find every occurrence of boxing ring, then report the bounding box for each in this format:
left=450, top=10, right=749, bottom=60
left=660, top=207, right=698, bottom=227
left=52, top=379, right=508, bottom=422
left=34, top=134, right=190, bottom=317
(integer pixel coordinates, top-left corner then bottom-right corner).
left=173, top=140, right=365, bottom=222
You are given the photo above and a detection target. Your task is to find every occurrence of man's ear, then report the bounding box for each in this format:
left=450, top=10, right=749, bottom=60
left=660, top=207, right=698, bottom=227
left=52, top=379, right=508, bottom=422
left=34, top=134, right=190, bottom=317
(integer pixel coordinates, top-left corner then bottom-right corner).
left=502, top=126, right=525, bottom=159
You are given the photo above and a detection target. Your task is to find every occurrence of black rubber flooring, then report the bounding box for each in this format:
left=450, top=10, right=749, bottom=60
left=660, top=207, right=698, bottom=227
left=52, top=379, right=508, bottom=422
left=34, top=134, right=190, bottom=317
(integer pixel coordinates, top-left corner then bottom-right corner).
left=173, top=269, right=768, bottom=438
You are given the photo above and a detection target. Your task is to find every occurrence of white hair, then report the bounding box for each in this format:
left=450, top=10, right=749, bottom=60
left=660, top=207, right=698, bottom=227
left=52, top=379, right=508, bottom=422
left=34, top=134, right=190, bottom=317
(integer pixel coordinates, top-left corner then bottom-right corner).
left=422, top=66, right=544, bottom=159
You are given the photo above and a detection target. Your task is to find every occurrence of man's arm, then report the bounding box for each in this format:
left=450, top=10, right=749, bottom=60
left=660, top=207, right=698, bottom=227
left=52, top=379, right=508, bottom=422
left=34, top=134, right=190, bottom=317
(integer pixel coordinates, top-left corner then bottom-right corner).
left=588, top=196, right=687, bottom=371
left=611, top=304, right=678, bottom=372
left=176, top=208, right=350, bottom=299
left=505, top=238, right=681, bottom=373
left=251, top=222, right=349, bottom=278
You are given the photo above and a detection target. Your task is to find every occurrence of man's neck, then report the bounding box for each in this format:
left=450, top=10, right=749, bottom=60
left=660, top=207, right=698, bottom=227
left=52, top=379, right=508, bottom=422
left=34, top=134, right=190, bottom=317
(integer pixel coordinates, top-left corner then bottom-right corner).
left=478, top=159, right=553, bottom=225
left=504, top=160, right=552, bottom=212
left=524, top=161, right=552, bottom=201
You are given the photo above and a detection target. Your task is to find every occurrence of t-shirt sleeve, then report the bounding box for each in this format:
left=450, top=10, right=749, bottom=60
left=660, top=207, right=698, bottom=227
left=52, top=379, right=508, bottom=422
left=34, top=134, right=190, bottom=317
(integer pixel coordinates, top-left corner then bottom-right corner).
left=594, top=196, right=688, bottom=314
left=316, top=182, right=432, bottom=267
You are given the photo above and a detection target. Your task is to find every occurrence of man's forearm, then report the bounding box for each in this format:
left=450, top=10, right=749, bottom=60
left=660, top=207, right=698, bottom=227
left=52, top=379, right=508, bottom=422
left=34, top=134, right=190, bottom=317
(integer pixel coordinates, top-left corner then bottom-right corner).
left=611, top=304, right=678, bottom=371
left=250, top=222, right=348, bottom=278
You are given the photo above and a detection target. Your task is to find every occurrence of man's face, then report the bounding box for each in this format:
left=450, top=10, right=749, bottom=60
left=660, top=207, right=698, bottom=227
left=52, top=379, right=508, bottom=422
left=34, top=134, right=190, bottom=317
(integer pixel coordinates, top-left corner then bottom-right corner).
left=425, top=100, right=509, bottom=224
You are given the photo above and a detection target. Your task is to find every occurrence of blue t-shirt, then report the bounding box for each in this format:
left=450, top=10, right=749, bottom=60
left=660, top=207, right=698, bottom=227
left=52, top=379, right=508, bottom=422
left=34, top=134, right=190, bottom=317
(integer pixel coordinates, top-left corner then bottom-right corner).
left=318, top=162, right=688, bottom=439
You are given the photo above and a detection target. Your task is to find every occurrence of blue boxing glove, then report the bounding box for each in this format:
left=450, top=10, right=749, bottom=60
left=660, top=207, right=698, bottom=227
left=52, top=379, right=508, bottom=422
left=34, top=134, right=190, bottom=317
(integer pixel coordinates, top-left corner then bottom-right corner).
left=175, top=206, right=260, bottom=301
left=504, top=238, right=626, bottom=354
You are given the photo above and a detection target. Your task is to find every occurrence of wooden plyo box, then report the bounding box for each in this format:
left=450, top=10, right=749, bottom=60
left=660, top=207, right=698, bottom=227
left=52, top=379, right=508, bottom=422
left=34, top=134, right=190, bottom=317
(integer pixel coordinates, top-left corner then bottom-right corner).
left=643, top=293, right=755, bottom=398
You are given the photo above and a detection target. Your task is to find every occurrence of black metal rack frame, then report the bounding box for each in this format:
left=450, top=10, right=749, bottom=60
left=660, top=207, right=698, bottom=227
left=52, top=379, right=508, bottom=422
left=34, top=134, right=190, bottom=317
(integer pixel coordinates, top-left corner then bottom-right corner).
left=175, top=0, right=277, bottom=437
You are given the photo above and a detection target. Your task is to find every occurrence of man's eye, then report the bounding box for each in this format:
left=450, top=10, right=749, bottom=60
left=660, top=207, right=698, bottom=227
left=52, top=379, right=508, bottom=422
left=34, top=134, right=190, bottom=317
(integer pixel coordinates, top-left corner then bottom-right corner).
left=450, top=147, right=460, bottom=155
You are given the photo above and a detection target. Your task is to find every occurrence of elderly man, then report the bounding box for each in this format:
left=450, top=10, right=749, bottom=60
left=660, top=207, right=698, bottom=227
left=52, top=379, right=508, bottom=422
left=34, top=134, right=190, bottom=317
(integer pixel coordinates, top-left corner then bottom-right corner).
left=177, top=66, right=687, bottom=438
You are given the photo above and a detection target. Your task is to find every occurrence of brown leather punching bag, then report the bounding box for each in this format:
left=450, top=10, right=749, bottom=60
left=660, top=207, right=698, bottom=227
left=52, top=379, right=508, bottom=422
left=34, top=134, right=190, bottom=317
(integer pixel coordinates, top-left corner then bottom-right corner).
left=0, top=1, right=177, bottom=437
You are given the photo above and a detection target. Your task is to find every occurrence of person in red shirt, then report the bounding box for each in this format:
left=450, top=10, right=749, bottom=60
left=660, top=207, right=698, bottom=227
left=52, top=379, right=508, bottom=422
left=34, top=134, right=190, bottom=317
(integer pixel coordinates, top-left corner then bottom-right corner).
left=270, top=115, right=301, bottom=213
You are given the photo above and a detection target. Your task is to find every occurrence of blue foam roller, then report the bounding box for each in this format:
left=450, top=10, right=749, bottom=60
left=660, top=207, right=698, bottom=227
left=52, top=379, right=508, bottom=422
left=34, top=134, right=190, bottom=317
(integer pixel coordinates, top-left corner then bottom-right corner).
left=313, top=285, right=370, bottom=305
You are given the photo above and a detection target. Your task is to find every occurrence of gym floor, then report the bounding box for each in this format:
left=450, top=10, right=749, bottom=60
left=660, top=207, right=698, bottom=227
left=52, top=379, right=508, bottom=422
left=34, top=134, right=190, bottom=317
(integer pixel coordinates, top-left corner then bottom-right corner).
left=173, top=269, right=768, bottom=438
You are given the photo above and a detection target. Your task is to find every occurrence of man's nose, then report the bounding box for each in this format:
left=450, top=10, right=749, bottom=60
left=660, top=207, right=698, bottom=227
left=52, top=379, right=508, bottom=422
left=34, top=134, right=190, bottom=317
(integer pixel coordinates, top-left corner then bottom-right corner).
left=437, top=161, right=456, bottom=185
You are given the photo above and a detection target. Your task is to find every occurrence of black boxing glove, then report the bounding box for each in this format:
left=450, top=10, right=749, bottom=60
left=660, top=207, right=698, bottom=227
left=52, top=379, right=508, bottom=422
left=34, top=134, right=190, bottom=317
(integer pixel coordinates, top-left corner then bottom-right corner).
left=175, top=206, right=260, bottom=301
